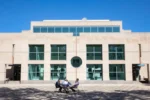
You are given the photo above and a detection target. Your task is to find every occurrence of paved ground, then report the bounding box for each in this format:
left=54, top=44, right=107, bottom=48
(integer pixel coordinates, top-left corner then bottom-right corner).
left=0, top=84, right=150, bottom=100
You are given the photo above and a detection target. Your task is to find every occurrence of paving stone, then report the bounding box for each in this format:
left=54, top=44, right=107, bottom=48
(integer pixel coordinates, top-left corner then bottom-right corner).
left=0, top=85, right=150, bottom=100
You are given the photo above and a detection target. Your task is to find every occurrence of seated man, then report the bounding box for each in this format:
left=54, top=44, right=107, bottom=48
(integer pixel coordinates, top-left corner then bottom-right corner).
left=61, top=79, right=71, bottom=93
left=70, top=78, right=79, bottom=92
left=55, top=79, right=62, bottom=92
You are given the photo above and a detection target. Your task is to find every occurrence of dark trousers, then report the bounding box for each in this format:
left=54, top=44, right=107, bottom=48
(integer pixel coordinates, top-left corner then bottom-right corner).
left=70, top=87, right=76, bottom=92
left=59, top=86, right=62, bottom=92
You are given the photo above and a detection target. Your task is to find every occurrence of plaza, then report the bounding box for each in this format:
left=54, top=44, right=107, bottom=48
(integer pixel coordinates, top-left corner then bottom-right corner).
left=0, top=84, right=150, bottom=100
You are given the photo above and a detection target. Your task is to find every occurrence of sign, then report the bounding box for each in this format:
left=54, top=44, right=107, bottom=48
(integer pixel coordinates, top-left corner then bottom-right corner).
left=71, top=56, right=82, bottom=68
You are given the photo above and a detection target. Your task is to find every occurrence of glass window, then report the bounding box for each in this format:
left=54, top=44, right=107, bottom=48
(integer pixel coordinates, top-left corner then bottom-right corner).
left=98, top=27, right=105, bottom=32
left=28, top=64, right=44, bottom=80
left=51, top=45, right=59, bottom=52
left=113, top=27, right=120, bottom=32
left=48, top=27, right=54, bottom=33
left=51, top=64, right=66, bottom=80
left=87, top=45, right=102, bottom=60
left=91, top=27, right=97, bottom=32
left=87, top=45, right=94, bottom=52
left=33, top=27, right=40, bottom=33
left=62, top=27, right=69, bottom=32
left=55, top=27, right=62, bottom=33
left=34, top=26, right=120, bottom=33
left=106, top=27, right=113, bottom=32
left=51, top=53, right=58, bottom=60
left=87, top=53, right=94, bottom=60
left=70, top=27, right=76, bottom=33
left=41, top=27, right=47, bottom=33
left=87, top=64, right=103, bottom=80
left=77, top=27, right=83, bottom=32
left=109, top=64, right=125, bottom=80
left=84, top=27, right=90, bottom=32
left=51, top=45, right=66, bottom=60
left=109, top=45, right=125, bottom=60
left=29, top=45, right=44, bottom=60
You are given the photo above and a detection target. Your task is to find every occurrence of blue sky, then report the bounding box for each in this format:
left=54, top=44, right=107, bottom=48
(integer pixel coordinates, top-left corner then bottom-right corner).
left=0, top=0, right=150, bottom=32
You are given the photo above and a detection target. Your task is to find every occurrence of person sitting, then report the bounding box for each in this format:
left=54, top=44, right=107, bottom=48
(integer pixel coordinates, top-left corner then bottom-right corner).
left=55, top=79, right=62, bottom=92
left=70, top=78, right=79, bottom=92
left=61, top=79, right=71, bottom=93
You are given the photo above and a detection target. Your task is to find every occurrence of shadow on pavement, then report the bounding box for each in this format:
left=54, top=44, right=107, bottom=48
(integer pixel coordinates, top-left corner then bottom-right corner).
left=0, top=87, right=150, bottom=100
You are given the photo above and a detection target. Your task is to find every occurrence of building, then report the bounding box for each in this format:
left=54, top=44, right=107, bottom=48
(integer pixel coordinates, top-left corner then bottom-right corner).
left=0, top=18, right=150, bottom=84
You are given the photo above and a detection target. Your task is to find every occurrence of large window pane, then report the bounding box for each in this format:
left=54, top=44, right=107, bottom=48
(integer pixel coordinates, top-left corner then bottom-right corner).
left=51, top=45, right=66, bottom=60
left=109, top=65, right=116, bottom=72
left=98, top=27, right=105, bottom=32
left=51, top=53, right=58, bottom=60
left=113, top=27, right=120, bottom=32
left=84, top=27, right=90, bottom=32
left=55, top=27, right=62, bottom=33
left=117, top=73, right=125, bottom=80
left=62, top=27, right=69, bottom=32
left=87, top=64, right=102, bottom=80
left=29, top=46, right=36, bottom=52
left=91, top=27, right=97, bottom=32
left=117, top=65, right=125, bottom=72
left=95, top=53, right=102, bottom=60
left=87, top=45, right=93, bottom=52
left=29, top=45, right=44, bottom=60
left=109, top=53, right=116, bottom=60
left=109, top=64, right=125, bottom=80
left=38, top=53, right=44, bottom=60
left=109, top=45, right=116, bottom=52
left=117, top=53, right=124, bottom=60
left=87, top=53, right=94, bottom=60
left=109, top=45, right=125, bottom=60
left=33, top=27, right=40, bottom=33
left=48, top=27, right=54, bottom=33
left=110, top=73, right=117, bottom=80
left=70, top=27, right=76, bottom=33
left=95, top=45, right=102, bottom=52
left=41, top=27, right=47, bottom=33
left=117, top=45, right=124, bottom=52
left=77, top=27, right=83, bottom=32
left=29, top=53, right=36, bottom=60
left=59, top=53, right=66, bottom=60
left=51, top=45, right=58, bottom=52
left=51, top=64, right=66, bottom=80
left=28, top=64, right=44, bottom=80
left=37, top=45, right=44, bottom=52
left=106, top=27, right=113, bottom=32
left=59, top=45, right=66, bottom=52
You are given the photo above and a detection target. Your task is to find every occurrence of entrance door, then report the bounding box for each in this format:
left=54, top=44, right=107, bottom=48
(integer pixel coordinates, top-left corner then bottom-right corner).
left=132, top=64, right=140, bottom=81
left=14, top=65, right=21, bottom=80
left=8, top=64, right=21, bottom=81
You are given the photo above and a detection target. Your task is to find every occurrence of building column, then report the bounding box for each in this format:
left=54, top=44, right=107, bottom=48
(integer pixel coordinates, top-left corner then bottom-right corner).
left=103, top=44, right=109, bottom=81
left=125, top=63, right=132, bottom=81
left=44, top=44, right=50, bottom=81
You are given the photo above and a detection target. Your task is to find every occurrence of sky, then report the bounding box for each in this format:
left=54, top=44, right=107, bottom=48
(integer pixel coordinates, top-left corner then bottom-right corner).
left=0, top=0, right=150, bottom=33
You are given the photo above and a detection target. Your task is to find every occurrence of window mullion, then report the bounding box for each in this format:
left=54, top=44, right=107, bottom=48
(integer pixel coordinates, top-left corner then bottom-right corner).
left=116, top=66, right=118, bottom=80
left=58, top=47, right=59, bottom=60
left=93, top=47, right=95, bottom=60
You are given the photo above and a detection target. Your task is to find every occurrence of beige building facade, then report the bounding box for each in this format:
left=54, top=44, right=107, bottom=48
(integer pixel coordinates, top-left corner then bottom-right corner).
left=0, top=19, right=150, bottom=84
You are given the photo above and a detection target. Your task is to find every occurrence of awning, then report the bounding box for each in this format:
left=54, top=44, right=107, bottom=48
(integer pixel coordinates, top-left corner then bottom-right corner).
left=137, top=64, right=145, bottom=67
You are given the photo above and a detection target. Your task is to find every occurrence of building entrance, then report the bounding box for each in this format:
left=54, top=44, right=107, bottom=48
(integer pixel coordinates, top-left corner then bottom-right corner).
left=6, top=64, right=21, bottom=81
